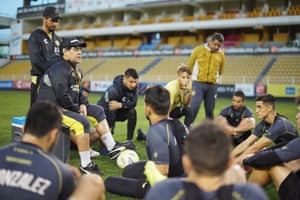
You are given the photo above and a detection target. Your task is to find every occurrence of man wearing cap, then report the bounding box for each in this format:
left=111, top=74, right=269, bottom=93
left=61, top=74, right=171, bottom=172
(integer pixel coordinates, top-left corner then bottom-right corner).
left=37, top=38, right=128, bottom=175
left=28, top=6, right=62, bottom=106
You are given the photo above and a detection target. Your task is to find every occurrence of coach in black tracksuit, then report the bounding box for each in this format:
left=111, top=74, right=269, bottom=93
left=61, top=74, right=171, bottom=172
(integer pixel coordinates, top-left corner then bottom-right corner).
left=28, top=6, right=62, bottom=106
left=97, top=68, right=139, bottom=140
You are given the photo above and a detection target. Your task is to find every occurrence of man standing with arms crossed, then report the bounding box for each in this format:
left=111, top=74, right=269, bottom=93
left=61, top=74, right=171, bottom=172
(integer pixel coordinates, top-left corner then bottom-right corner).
left=188, top=32, right=225, bottom=121
left=28, top=6, right=62, bottom=106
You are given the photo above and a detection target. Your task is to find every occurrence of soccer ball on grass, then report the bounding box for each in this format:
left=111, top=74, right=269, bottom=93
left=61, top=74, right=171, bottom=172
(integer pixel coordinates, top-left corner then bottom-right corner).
left=116, top=149, right=139, bottom=169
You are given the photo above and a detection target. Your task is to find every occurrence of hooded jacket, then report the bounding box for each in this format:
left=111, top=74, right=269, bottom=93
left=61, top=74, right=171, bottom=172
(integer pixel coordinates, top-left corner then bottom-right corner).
left=97, top=75, right=138, bottom=111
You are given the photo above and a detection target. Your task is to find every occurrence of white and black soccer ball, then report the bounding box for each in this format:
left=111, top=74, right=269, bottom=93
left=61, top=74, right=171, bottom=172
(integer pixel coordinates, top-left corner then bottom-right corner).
left=116, top=149, right=139, bottom=169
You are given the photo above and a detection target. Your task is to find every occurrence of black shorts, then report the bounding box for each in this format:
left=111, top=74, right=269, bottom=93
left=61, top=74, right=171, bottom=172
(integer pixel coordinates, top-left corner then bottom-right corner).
left=278, top=172, right=300, bottom=200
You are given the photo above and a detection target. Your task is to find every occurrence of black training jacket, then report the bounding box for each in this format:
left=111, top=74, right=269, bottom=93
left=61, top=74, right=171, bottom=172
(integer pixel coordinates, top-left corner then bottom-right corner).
left=28, top=28, right=61, bottom=76
left=97, top=75, right=138, bottom=111
left=37, top=60, right=88, bottom=112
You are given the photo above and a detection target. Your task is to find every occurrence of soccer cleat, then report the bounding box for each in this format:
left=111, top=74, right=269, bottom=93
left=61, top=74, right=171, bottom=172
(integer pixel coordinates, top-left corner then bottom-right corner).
left=119, top=140, right=137, bottom=150
left=137, top=128, right=147, bottom=141
left=89, top=148, right=100, bottom=158
left=108, top=143, right=126, bottom=160
left=144, top=160, right=167, bottom=186
left=79, top=161, right=104, bottom=176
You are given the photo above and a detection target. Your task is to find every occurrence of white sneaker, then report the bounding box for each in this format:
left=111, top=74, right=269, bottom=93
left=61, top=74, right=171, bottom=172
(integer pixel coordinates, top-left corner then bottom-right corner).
left=89, top=149, right=100, bottom=158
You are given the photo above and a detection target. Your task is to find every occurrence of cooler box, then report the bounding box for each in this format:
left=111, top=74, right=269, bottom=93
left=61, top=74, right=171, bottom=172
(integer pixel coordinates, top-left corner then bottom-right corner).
left=11, top=116, right=70, bottom=163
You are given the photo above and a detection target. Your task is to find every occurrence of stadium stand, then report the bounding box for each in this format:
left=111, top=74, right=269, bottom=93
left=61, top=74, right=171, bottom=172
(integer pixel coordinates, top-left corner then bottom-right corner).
left=1, top=0, right=299, bottom=92
left=140, top=56, right=189, bottom=82
left=260, top=55, right=300, bottom=85
left=220, top=55, right=272, bottom=85
left=80, top=58, right=105, bottom=73
left=124, top=38, right=143, bottom=50
left=111, top=38, right=129, bottom=51
left=223, top=34, right=242, bottom=48
left=182, top=16, right=195, bottom=22
left=0, top=60, right=31, bottom=80
left=246, top=8, right=262, bottom=18
left=179, top=35, right=197, bottom=49
left=86, top=57, right=156, bottom=81
left=166, top=36, right=181, bottom=48
left=288, top=5, right=300, bottom=15
left=95, top=39, right=112, bottom=51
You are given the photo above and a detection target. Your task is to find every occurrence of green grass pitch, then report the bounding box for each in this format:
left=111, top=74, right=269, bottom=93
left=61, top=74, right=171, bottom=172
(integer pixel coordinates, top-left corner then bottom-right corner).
left=0, top=90, right=297, bottom=199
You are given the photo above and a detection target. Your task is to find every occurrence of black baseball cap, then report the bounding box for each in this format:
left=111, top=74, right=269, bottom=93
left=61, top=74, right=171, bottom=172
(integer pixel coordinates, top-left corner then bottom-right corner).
left=43, top=6, right=62, bottom=19
left=62, top=38, right=87, bottom=49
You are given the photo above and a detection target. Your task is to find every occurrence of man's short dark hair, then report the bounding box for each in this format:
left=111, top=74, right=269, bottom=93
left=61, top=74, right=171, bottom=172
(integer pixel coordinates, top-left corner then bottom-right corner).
left=24, top=101, right=62, bottom=138
left=125, top=68, right=139, bottom=79
left=143, top=85, right=170, bottom=115
left=211, top=32, right=224, bottom=43
left=234, top=90, right=245, bottom=101
left=256, top=94, right=276, bottom=109
left=184, top=120, right=231, bottom=176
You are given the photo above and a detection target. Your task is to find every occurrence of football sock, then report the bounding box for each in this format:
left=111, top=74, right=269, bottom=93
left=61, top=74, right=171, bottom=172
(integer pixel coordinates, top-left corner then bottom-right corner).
left=101, top=133, right=116, bottom=151
left=79, top=151, right=91, bottom=167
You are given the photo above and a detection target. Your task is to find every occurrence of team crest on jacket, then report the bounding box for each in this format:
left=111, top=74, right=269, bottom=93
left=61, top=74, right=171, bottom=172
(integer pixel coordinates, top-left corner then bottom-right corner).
left=43, top=39, right=48, bottom=45
left=55, top=40, right=60, bottom=46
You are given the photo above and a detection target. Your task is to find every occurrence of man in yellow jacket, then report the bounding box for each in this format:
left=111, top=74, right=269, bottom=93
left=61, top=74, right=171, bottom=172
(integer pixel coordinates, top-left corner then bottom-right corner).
left=188, top=32, right=225, bottom=122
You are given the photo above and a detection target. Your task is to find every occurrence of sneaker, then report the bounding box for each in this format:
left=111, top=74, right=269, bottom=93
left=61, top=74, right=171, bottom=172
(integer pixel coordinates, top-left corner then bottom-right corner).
left=90, top=148, right=100, bottom=158
left=108, top=143, right=126, bottom=160
left=119, top=140, right=137, bottom=150
left=144, top=161, right=167, bottom=186
left=79, top=161, right=104, bottom=176
left=137, top=128, right=147, bottom=141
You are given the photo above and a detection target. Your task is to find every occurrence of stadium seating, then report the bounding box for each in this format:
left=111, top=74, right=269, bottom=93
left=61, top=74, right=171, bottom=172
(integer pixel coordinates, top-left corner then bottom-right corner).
left=288, top=5, right=300, bottom=15
left=0, top=60, right=31, bottom=80
left=111, top=38, right=129, bottom=51
left=246, top=8, right=262, bottom=18
left=167, top=36, right=181, bottom=48
left=140, top=56, right=189, bottom=82
left=179, top=36, right=197, bottom=49
left=95, top=39, right=112, bottom=51
left=1, top=54, right=299, bottom=86
left=138, top=39, right=160, bottom=51
left=85, top=57, right=156, bottom=81
left=182, top=16, right=195, bottom=22
left=220, top=55, right=272, bottom=84
left=80, top=58, right=104, bottom=73
left=124, top=38, right=143, bottom=50
left=223, top=34, right=242, bottom=48
left=260, top=55, right=300, bottom=85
